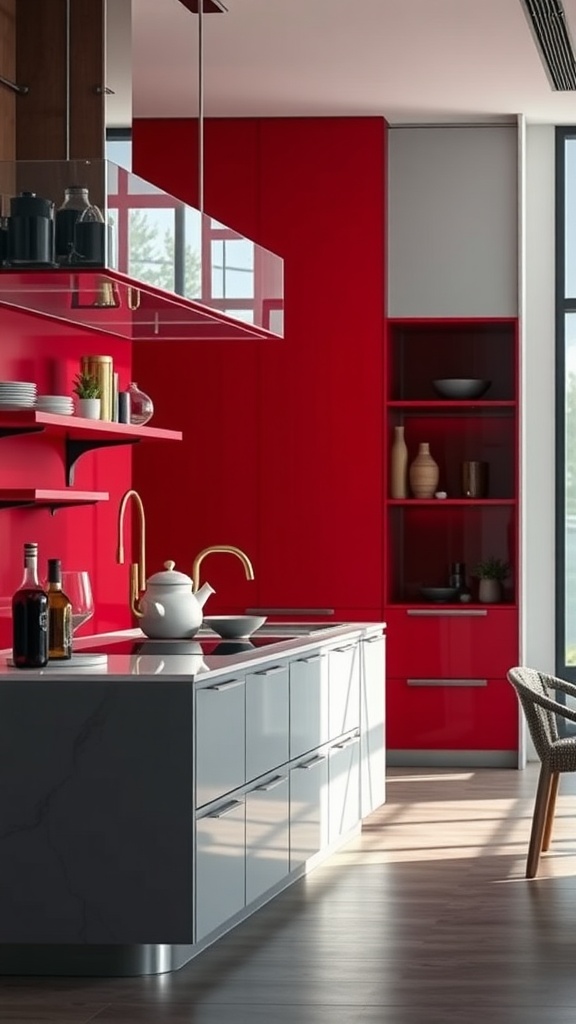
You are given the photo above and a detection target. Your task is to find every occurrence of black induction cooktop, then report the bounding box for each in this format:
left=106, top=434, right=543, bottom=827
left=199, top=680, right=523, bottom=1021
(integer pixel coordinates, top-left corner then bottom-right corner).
left=81, top=636, right=285, bottom=657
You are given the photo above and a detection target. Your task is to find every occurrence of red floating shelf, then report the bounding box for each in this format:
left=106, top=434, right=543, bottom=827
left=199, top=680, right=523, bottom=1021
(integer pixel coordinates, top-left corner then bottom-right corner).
left=0, top=489, right=109, bottom=512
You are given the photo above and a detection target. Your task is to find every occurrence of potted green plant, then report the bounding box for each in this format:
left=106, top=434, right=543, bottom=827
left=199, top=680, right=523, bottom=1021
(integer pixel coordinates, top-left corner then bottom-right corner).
left=472, top=556, right=510, bottom=604
left=73, top=371, right=102, bottom=420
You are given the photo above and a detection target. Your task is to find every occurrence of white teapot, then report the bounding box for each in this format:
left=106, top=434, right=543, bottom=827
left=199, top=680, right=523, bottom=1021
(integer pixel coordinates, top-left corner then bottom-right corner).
left=134, top=560, right=215, bottom=639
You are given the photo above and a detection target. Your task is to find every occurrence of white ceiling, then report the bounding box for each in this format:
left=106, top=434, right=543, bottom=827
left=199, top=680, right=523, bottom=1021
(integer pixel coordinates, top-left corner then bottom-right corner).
left=123, top=0, right=576, bottom=126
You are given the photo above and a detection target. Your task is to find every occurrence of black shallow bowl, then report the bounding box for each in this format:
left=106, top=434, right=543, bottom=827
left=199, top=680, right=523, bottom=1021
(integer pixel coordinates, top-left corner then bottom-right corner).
left=432, top=378, right=491, bottom=399
left=420, top=586, right=459, bottom=603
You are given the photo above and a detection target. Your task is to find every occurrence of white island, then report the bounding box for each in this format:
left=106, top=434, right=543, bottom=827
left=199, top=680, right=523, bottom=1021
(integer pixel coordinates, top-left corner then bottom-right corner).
left=0, top=622, right=385, bottom=976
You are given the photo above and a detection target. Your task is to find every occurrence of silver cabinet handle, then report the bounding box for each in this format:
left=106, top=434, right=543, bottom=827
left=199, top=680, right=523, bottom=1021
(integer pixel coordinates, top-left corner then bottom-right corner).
left=363, top=635, right=383, bottom=643
left=333, top=735, right=360, bottom=749
left=295, top=754, right=327, bottom=769
left=296, top=654, right=322, bottom=664
left=206, top=799, right=244, bottom=818
left=207, top=678, right=244, bottom=691
left=333, top=644, right=355, bottom=652
left=407, top=609, right=487, bottom=617
left=254, top=665, right=286, bottom=676
left=253, top=775, right=287, bottom=792
left=407, top=678, right=488, bottom=687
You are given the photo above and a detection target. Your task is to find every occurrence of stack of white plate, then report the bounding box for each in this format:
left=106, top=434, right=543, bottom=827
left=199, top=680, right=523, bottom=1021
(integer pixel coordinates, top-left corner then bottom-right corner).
left=0, top=381, right=37, bottom=410
left=35, top=394, right=75, bottom=416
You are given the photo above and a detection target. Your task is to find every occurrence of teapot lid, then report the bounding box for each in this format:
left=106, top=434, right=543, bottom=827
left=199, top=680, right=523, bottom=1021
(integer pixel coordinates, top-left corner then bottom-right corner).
left=147, top=560, right=193, bottom=586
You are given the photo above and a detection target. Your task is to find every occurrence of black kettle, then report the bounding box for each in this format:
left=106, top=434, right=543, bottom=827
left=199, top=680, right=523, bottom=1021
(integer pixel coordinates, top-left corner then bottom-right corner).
left=7, top=191, right=55, bottom=266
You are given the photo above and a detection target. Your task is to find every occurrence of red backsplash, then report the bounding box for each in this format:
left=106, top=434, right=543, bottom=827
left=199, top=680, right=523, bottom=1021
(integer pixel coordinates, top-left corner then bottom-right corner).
left=0, top=307, right=134, bottom=648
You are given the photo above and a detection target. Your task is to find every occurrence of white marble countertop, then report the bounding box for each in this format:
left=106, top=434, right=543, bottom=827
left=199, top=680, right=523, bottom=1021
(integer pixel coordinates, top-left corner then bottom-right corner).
left=0, top=622, right=386, bottom=683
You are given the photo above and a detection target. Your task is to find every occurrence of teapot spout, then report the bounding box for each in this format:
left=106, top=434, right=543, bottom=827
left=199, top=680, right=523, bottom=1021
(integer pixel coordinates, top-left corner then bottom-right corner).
left=195, top=581, right=216, bottom=609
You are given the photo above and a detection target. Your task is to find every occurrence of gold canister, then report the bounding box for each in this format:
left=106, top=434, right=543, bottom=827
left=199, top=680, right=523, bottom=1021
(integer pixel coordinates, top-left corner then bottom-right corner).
left=80, top=354, right=114, bottom=421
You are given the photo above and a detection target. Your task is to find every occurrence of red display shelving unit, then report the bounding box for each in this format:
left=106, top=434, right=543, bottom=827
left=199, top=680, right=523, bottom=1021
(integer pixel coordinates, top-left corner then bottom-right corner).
left=384, top=317, right=520, bottom=764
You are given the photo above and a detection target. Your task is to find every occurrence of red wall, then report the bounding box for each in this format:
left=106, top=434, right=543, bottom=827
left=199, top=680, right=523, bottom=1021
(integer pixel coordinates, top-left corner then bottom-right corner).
left=0, top=309, right=133, bottom=648
left=132, top=117, right=387, bottom=618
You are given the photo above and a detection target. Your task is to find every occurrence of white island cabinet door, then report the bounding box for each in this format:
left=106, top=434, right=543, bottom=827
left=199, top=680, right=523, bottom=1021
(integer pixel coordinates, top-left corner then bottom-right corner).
left=196, top=798, right=245, bottom=942
left=246, top=663, right=289, bottom=782
left=195, top=675, right=245, bottom=808
left=289, top=651, right=329, bottom=759
left=289, top=752, right=329, bottom=871
left=360, top=633, right=386, bottom=816
left=328, top=641, right=360, bottom=739
left=245, top=773, right=289, bottom=905
left=328, top=735, right=360, bottom=842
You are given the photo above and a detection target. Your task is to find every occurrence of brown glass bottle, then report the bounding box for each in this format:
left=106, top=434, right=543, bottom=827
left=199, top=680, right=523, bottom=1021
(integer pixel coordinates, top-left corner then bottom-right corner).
left=12, top=542, right=49, bottom=668
left=47, top=558, right=72, bottom=660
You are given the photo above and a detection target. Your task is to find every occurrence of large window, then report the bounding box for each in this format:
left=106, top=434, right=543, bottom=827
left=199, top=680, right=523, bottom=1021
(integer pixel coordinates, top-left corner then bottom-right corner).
left=555, top=128, right=576, bottom=680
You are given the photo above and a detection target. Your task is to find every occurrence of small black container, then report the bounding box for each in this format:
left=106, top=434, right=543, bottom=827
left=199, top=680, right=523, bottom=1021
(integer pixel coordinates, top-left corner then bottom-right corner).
left=7, top=191, right=55, bottom=266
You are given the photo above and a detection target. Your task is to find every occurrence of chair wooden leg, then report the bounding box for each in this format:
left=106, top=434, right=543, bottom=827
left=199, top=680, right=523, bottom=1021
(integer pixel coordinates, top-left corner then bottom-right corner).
left=542, top=771, right=560, bottom=852
left=526, top=763, right=553, bottom=878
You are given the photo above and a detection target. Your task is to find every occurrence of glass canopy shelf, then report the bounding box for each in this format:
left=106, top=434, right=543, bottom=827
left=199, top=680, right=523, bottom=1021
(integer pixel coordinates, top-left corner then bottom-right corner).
left=0, top=159, right=284, bottom=343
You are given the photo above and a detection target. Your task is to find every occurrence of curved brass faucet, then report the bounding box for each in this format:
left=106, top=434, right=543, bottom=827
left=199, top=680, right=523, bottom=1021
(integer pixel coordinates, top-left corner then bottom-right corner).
left=192, top=545, right=254, bottom=593
left=116, top=489, right=147, bottom=616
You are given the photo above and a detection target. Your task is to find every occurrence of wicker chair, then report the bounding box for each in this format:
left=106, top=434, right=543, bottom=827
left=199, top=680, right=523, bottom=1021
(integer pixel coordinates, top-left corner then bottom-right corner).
left=507, top=666, right=576, bottom=878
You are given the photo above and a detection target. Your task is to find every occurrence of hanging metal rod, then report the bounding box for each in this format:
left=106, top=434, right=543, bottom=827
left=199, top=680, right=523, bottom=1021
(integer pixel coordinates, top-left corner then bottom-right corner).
left=0, top=73, right=28, bottom=96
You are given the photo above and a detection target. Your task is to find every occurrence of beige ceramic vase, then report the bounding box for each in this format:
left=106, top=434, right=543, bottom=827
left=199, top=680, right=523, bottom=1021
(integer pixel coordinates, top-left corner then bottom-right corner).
left=409, top=442, right=439, bottom=499
left=390, top=425, right=408, bottom=498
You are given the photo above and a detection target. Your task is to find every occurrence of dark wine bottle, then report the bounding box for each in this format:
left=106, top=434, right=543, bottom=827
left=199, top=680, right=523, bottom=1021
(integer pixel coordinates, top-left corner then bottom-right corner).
left=47, top=558, right=72, bottom=660
left=12, top=542, right=49, bottom=668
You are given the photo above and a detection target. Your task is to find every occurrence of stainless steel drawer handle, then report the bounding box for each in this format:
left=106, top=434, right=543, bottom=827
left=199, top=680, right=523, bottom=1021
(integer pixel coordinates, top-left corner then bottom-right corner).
left=207, top=678, right=243, bottom=691
left=364, top=635, right=383, bottom=643
left=296, top=755, right=327, bottom=769
left=407, top=678, right=488, bottom=687
left=255, top=665, right=286, bottom=676
left=298, top=654, right=322, bottom=664
left=333, top=735, right=360, bottom=749
left=254, top=775, right=287, bottom=792
left=206, top=799, right=244, bottom=818
left=334, top=644, right=355, bottom=653
left=407, top=609, right=488, bottom=617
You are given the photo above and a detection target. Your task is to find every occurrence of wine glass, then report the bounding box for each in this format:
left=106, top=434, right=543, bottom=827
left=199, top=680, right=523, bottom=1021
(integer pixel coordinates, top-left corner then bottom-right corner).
left=60, top=571, right=94, bottom=634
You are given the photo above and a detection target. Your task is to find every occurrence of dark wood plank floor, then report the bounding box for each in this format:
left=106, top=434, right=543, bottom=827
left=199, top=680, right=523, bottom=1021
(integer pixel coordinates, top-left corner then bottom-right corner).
left=3, top=764, right=576, bottom=1023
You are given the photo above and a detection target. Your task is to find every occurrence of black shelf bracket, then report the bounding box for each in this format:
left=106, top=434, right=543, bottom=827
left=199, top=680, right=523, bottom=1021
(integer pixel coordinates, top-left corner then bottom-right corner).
left=65, top=437, right=141, bottom=486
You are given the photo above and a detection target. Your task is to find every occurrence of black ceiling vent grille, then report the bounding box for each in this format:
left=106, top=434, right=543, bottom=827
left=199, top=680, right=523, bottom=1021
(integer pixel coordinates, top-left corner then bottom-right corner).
left=521, top=0, right=576, bottom=90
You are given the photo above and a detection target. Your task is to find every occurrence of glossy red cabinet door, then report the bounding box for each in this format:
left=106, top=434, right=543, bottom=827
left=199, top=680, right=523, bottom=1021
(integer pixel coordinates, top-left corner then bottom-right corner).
left=256, top=117, right=386, bottom=613
left=387, top=677, right=519, bottom=751
left=385, top=607, right=518, bottom=679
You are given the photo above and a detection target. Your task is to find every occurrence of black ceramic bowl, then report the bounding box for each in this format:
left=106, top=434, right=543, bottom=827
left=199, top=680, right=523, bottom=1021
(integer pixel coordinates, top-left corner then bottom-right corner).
left=420, top=586, right=459, bottom=603
left=432, top=378, right=491, bottom=399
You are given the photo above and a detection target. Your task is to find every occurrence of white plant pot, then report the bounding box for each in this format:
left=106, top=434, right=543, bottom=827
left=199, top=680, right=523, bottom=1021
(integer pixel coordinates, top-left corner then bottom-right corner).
left=77, top=397, right=101, bottom=420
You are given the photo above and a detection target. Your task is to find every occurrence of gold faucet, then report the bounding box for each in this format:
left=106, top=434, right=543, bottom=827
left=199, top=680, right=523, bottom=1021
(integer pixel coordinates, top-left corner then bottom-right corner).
left=192, top=545, right=255, bottom=593
left=116, top=489, right=147, bottom=616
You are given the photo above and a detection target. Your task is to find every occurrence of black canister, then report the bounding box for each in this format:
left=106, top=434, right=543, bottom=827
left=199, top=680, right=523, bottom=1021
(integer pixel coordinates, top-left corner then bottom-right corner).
left=7, top=192, right=55, bottom=265
left=74, top=210, right=106, bottom=265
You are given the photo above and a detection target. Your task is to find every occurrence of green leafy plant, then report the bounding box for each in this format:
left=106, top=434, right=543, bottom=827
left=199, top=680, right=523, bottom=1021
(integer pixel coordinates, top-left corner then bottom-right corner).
left=472, top=556, right=510, bottom=581
left=73, top=372, right=101, bottom=400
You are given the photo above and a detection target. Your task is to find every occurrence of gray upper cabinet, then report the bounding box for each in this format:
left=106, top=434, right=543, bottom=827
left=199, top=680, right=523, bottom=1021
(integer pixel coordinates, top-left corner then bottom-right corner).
left=388, top=125, right=518, bottom=318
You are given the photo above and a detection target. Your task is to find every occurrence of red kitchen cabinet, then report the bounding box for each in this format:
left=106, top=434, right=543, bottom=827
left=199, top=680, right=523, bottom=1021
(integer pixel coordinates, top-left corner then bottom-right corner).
left=386, top=678, right=518, bottom=753
left=255, top=118, right=386, bottom=614
left=384, top=318, right=520, bottom=764
left=133, top=116, right=387, bottom=616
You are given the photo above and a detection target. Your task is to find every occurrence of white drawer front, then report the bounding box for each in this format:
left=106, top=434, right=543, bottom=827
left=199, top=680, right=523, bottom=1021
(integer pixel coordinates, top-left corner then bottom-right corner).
left=289, top=651, right=329, bottom=759
left=246, top=663, right=289, bottom=781
left=196, top=676, right=245, bottom=807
